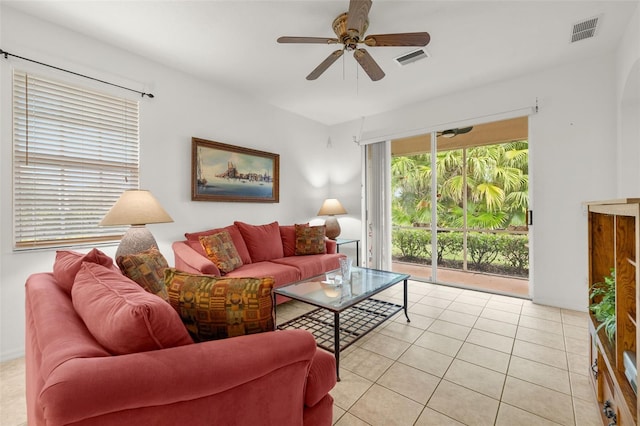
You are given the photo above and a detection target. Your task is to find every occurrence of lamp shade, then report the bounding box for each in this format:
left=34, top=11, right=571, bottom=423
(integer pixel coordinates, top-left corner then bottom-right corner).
left=318, top=198, right=346, bottom=240
left=317, top=198, right=347, bottom=216
left=100, top=190, right=173, bottom=226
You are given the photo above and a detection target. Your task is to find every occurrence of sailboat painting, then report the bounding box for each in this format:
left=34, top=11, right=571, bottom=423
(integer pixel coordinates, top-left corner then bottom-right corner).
left=192, top=137, right=279, bottom=203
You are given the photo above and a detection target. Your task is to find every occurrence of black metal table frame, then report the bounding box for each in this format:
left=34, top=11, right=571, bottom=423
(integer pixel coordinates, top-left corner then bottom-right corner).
left=275, top=277, right=409, bottom=380
left=335, top=238, right=360, bottom=266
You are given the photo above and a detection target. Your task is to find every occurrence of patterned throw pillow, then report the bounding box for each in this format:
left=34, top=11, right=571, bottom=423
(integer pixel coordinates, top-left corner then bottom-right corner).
left=199, top=231, right=243, bottom=273
left=116, top=247, right=169, bottom=301
left=295, top=224, right=327, bottom=255
left=185, top=225, right=252, bottom=265
left=164, top=268, right=275, bottom=342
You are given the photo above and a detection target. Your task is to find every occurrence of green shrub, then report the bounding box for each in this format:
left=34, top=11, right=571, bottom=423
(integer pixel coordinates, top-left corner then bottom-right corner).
left=392, top=228, right=431, bottom=259
left=392, top=228, right=529, bottom=277
left=436, top=231, right=463, bottom=263
left=467, top=233, right=503, bottom=268
left=501, top=235, right=529, bottom=274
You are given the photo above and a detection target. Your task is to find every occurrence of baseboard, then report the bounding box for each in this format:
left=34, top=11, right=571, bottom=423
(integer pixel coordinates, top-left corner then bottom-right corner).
left=0, top=348, right=25, bottom=363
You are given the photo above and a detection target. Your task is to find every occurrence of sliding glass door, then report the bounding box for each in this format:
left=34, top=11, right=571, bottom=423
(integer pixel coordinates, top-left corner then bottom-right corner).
left=388, top=117, right=530, bottom=297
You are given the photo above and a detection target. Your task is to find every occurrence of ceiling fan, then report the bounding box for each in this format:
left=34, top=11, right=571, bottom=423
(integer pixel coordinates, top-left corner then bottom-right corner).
left=438, top=127, right=474, bottom=138
left=277, top=0, right=430, bottom=81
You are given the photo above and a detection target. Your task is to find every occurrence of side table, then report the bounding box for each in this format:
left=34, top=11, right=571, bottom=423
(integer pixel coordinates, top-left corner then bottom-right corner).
left=334, top=238, right=360, bottom=266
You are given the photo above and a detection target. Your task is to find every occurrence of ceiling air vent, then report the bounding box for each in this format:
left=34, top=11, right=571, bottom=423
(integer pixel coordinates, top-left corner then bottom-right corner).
left=571, top=15, right=601, bottom=43
left=394, top=48, right=429, bottom=66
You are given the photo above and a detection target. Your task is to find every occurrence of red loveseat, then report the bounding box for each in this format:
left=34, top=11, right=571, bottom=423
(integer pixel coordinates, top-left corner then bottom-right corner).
left=173, top=221, right=346, bottom=302
left=26, top=266, right=336, bottom=425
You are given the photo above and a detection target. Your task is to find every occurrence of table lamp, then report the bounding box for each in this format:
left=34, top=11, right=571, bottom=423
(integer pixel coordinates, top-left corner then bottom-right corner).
left=317, top=198, right=347, bottom=239
left=100, top=189, right=173, bottom=258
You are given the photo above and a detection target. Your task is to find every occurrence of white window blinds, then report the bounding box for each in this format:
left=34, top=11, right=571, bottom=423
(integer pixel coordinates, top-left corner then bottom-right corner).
left=12, top=70, right=140, bottom=249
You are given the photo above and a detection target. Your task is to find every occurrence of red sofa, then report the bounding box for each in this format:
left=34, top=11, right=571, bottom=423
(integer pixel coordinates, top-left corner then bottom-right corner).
left=25, top=269, right=336, bottom=425
left=173, top=221, right=346, bottom=302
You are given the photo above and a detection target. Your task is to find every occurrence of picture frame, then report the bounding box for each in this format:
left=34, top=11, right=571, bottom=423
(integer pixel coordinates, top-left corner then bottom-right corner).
left=191, top=137, right=279, bottom=203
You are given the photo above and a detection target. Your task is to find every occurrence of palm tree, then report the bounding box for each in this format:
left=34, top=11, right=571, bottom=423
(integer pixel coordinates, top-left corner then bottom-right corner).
left=391, top=140, right=528, bottom=229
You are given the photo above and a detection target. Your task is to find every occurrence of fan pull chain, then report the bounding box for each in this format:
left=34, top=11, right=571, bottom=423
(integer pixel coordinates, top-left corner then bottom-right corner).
left=356, top=60, right=359, bottom=96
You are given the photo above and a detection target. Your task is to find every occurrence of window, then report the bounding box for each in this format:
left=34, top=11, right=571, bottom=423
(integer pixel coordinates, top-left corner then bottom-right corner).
left=12, top=70, right=139, bottom=249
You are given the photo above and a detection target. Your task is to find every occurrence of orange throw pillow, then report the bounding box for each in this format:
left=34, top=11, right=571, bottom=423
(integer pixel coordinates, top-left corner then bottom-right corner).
left=199, top=231, right=244, bottom=274
left=295, top=224, right=326, bottom=255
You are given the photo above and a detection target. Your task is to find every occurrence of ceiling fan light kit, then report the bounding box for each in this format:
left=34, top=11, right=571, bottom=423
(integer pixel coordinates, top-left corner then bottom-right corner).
left=277, top=0, right=430, bottom=81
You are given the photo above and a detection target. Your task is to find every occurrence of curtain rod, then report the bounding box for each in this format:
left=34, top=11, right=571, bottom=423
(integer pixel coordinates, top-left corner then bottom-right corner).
left=1, top=48, right=154, bottom=99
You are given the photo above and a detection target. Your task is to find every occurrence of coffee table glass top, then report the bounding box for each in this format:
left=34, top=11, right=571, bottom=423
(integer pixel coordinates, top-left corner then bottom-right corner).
left=274, top=267, right=409, bottom=312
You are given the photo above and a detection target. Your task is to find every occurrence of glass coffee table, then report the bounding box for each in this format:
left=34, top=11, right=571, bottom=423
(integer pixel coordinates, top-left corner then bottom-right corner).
left=274, top=267, right=410, bottom=380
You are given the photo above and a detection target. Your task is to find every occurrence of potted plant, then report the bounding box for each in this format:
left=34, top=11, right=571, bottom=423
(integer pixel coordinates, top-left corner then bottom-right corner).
left=589, top=268, right=616, bottom=343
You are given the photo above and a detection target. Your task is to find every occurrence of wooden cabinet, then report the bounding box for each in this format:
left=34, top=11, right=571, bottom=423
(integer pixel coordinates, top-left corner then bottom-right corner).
left=587, top=199, right=640, bottom=425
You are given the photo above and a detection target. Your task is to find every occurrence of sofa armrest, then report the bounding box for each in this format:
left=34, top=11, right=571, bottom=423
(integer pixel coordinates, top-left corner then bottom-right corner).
left=325, top=238, right=337, bottom=254
left=305, top=349, right=337, bottom=407
left=172, top=240, right=221, bottom=275
left=40, top=330, right=319, bottom=425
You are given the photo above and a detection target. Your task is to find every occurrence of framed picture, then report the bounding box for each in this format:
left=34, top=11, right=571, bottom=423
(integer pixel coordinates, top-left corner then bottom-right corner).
left=192, top=137, right=279, bottom=203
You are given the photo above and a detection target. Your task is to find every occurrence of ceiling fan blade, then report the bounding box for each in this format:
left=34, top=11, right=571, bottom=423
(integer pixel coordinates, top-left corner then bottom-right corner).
left=306, top=49, right=344, bottom=80
left=346, top=0, right=372, bottom=36
left=364, top=32, right=431, bottom=47
left=353, top=48, right=385, bottom=81
left=277, top=36, right=339, bottom=44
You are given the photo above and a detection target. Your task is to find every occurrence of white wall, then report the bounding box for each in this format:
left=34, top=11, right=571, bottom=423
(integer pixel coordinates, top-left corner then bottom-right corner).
left=616, top=5, right=640, bottom=198
left=323, top=120, right=366, bottom=263
left=333, top=53, right=622, bottom=312
left=0, top=7, right=333, bottom=361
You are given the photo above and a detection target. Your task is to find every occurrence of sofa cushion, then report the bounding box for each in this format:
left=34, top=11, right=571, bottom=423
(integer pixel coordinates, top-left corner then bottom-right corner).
left=72, top=262, right=193, bottom=355
left=271, top=253, right=343, bottom=280
left=235, top=221, right=284, bottom=262
left=280, top=223, right=308, bottom=257
left=116, top=247, right=169, bottom=301
left=185, top=225, right=252, bottom=264
left=224, top=261, right=301, bottom=285
left=165, top=268, right=275, bottom=342
left=53, top=248, right=118, bottom=294
left=199, top=231, right=243, bottom=274
left=295, top=225, right=327, bottom=255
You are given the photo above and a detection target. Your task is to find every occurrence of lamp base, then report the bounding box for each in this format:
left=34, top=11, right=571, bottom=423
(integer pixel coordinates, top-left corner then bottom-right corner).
left=115, top=225, right=158, bottom=259
left=324, top=216, right=341, bottom=240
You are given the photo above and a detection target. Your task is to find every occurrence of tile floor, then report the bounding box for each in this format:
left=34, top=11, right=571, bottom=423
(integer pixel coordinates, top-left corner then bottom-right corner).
left=278, top=280, right=602, bottom=425
left=1, top=280, right=601, bottom=426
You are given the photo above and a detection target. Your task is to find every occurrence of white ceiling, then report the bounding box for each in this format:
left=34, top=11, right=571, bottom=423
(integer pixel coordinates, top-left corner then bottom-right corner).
left=4, top=0, right=638, bottom=125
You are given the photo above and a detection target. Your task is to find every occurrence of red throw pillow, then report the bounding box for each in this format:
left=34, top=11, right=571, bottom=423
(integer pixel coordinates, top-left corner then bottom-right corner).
left=53, top=248, right=118, bottom=294
left=72, top=262, right=193, bottom=355
left=185, top=225, right=251, bottom=264
left=234, top=221, right=284, bottom=262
